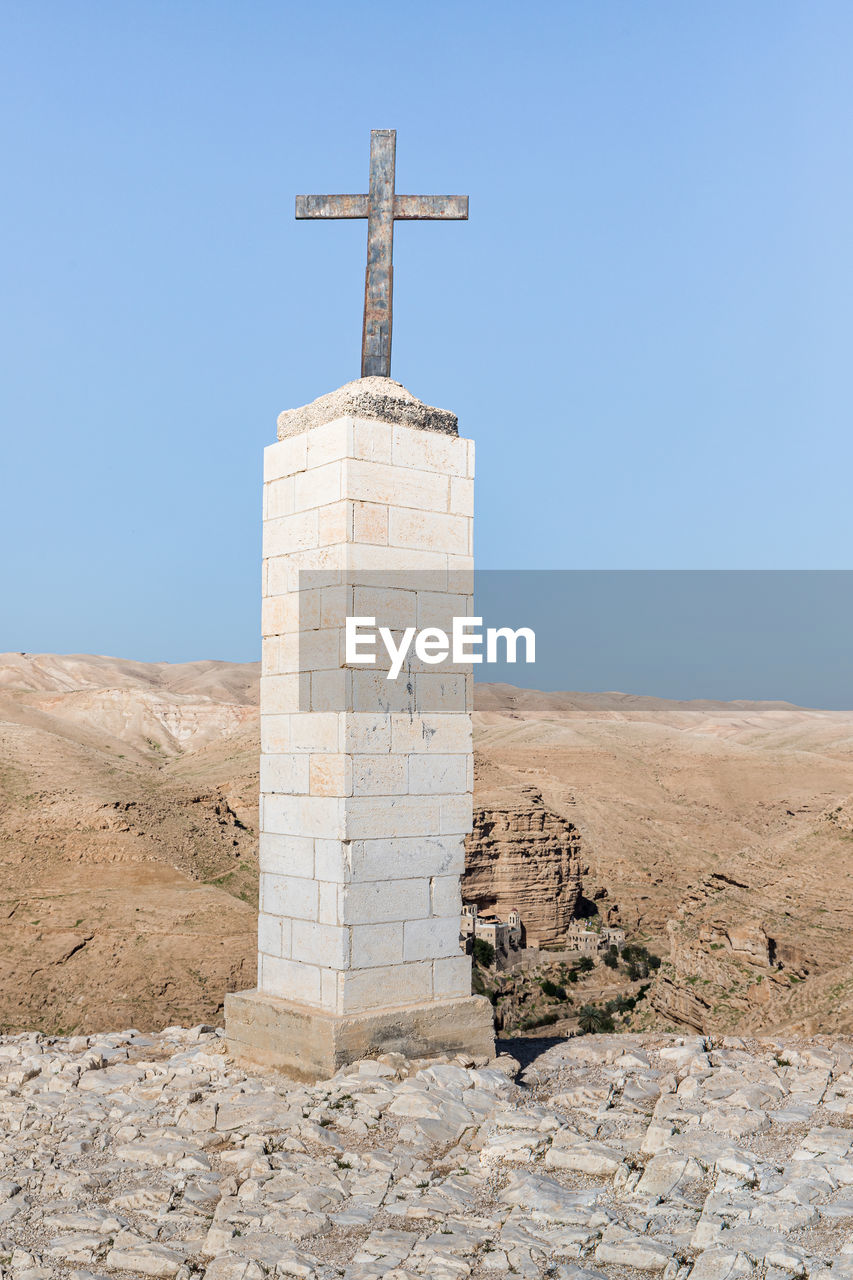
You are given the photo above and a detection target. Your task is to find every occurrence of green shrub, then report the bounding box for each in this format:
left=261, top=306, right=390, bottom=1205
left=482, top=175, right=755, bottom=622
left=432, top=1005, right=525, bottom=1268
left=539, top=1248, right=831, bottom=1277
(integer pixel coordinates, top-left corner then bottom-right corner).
left=472, top=938, right=495, bottom=968
left=540, top=979, right=568, bottom=1001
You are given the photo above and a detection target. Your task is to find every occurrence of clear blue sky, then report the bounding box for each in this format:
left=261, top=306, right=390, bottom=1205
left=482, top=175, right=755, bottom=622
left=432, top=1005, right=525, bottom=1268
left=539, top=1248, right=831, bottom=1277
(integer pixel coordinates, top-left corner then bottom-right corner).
left=2, top=1, right=852, bottom=662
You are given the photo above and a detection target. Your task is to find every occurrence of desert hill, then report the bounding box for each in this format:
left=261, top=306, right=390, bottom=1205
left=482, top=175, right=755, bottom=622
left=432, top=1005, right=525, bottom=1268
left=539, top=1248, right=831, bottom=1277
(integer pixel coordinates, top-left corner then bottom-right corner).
left=1, top=653, right=852, bottom=1036
left=0, top=653, right=261, bottom=1033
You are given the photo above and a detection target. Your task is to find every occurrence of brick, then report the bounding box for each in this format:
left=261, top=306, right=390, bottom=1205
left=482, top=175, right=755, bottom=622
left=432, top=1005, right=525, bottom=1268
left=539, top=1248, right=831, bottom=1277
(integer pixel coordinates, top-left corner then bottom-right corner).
left=289, top=712, right=341, bottom=754
left=391, top=424, right=468, bottom=477
left=416, top=590, right=471, bottom=633
left=346, top=543, right=447, bottom=582
left=341, top=713, right=391, bottom=754
left=260, top=872, right=318, bottom=922
left=403, top=916, right=461, bottom=963
left=264, top=437, right=307, bottom=482
left=341, top=878, right=430, bottom=925
left=408, top=753, right=468, bottom=794
left=305, top=417, right=353, bottom=468
left=351, top=670, right=416, bottom=716
left=352, top=585, right=418, bottom=632
left=260, top=714, right=291, bottom=754
left=431, top=874, right=462, bottom=917
left=388, top=507, right=468, bottom=555
left=349, top=835, right=464, bottom=882
left=319, top=584, right=353, bottom=629
left=263, top=793, right=345, bottom=840
left=351, top=754, right=408, bottom=796
left=449, top=476, right=474, bottom=517
left=351, top=922, right=403, bottom=969
left=260, top=753, right=311, bottom=795
left=318, top=880, right=342, bottom=925
left=259, top=673, right=305, bottom=714
left=265, top=476, right=295, bottom=519
left=314, top=838, right=349, bottom=882
left=261, top=594, right=300, bottom=638
left=267, top=546, right=344, bottom=596
left=318, top=500, right=351, bottom=545
left=297, top=587, right=324, bottom=632
left=352, top=417, right=393, bottom=463
left=352, top=500, right=388, bottom=545
left=263, top=509, right=318, bottom=557
left=340, top=961, right=432, bottom=1012
left=439, top=794, right=474, bottom=835
left=390, top=713, right=472, bottom=754
left=292, top=920, right=349, bottom=969
left=433, top=955, right=472, bottom=999
left=258, top=833, right=314, bottom=879
left=344, top=458, right=448, bottom=511
left=262, top=635, right=297, bottom=676
left=309, top=753, right=351, bottom=797
left=345, top=794, right=441, bottom=841
left=446, top=556, right=475, bottom=595
left=259, top=954, right=321, bottom=1004
left=293, top=461, right=342, bottom=512
left=310, top=667, right=350, bottom=713
left=297, top=627, right=341, bottom=673
left=258, top=913, right=283, bottom=958
left=413, top=674, right=469, bottom=713
left=320, top=968, right=341, bottom=1012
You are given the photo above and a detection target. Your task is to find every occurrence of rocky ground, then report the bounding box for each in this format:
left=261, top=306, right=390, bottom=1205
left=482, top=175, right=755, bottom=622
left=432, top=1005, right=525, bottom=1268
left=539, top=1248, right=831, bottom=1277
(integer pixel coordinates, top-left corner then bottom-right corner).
left=2, top=1030, right=853, bottom=1280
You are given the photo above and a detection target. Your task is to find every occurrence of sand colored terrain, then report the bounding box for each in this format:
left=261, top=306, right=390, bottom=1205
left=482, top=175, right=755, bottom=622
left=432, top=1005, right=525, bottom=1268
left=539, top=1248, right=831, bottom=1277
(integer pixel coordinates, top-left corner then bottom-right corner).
left=475, top=684, right=853, bottom=1034
left=1, top=655, right=853, bottom=1036
left=0, top=653, right=260, bottom=1033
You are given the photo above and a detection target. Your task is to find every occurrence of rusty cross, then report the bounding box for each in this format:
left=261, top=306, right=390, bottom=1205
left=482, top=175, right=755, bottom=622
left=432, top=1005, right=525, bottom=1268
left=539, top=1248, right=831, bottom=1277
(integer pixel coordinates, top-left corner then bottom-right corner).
left=296, top=129, right=468, bottom=378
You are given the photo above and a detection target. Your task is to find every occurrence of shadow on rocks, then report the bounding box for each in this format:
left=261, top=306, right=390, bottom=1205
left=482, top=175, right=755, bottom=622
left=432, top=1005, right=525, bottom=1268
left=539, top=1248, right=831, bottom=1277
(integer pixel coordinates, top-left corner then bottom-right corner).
left=496, top=1034, right=575, bottom=1073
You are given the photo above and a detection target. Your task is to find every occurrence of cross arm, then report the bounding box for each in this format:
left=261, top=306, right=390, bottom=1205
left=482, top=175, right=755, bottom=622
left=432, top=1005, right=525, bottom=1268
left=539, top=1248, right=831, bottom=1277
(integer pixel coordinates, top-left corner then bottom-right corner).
left=393, top=194, right=468, bottom=220
left=295, top=193, right=468, bottom=220
left=295, top=194, right=369, bottom=218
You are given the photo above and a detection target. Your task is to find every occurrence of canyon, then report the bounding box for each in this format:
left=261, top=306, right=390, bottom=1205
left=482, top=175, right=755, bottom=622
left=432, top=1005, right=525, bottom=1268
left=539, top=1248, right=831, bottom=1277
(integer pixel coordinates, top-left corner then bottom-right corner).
left=1, top=653, right=852, bottom=1038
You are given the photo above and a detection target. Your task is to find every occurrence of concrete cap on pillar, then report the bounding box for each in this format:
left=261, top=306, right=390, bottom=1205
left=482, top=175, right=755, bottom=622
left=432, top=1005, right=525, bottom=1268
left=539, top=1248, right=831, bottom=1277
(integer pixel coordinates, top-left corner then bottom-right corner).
left=277, top=376, right=458, bottom=440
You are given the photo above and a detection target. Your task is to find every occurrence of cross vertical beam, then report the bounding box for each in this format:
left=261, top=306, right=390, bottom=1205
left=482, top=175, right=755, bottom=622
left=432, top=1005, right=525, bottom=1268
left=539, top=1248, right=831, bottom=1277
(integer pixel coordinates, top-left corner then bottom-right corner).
left=363, top=129, right=396, bottom=378
left=295, top=129, right=468, bottom=380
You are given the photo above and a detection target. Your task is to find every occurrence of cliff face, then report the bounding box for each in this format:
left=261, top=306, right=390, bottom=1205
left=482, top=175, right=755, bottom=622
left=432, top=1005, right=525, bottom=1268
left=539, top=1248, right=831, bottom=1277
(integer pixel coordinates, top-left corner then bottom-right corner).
left=648, top=801, right=853, bottom=1036
left=463, top=798, right=585, bottom=947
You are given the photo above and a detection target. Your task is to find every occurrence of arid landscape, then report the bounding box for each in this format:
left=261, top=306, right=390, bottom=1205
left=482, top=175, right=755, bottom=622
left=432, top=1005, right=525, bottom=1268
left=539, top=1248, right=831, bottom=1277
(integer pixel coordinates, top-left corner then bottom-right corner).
left=2, top=653, right=853, bottom=1038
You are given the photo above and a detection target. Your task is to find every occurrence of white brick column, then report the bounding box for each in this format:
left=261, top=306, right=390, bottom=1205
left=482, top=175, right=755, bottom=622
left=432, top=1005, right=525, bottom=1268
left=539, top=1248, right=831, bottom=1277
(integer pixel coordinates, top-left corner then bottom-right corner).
left=226, top=380, right=495, bottom=1076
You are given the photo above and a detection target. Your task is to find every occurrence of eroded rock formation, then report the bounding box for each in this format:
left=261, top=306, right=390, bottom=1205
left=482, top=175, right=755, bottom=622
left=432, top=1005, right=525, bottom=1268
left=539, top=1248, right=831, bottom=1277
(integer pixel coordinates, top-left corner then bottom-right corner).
left=463, top=795, right=585, bottom=947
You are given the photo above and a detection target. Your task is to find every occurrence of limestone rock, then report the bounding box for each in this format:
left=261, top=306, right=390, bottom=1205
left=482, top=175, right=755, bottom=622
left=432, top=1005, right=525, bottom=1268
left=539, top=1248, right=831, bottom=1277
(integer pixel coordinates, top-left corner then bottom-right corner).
left=463, top=802, right=584, bottom=947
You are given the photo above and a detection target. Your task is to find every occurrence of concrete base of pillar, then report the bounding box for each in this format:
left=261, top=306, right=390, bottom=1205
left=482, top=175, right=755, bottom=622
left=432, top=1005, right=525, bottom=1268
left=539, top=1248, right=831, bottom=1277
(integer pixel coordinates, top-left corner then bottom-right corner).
left=224, top=988, right=496, bottom=1080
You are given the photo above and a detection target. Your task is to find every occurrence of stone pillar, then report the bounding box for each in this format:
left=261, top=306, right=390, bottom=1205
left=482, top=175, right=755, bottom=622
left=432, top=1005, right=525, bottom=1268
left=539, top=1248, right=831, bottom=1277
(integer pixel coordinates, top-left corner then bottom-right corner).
left=225, top=378, right=495, bottom=1078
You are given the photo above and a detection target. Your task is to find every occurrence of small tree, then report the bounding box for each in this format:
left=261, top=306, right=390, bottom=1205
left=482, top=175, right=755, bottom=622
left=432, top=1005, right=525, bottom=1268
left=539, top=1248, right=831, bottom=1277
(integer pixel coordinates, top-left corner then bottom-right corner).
left=577, top=955, right=595, bottom=973
left=603, top=950, right=618, bottom=969
left=472, top=937, right=495, bottom=968
left=577, top=1004, right=614, bottom=1034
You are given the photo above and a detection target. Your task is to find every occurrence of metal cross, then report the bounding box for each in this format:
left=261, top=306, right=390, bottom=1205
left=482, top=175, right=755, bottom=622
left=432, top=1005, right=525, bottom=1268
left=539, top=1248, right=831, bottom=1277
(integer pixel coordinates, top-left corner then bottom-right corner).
left=296, top=129, right=468, bottom=378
